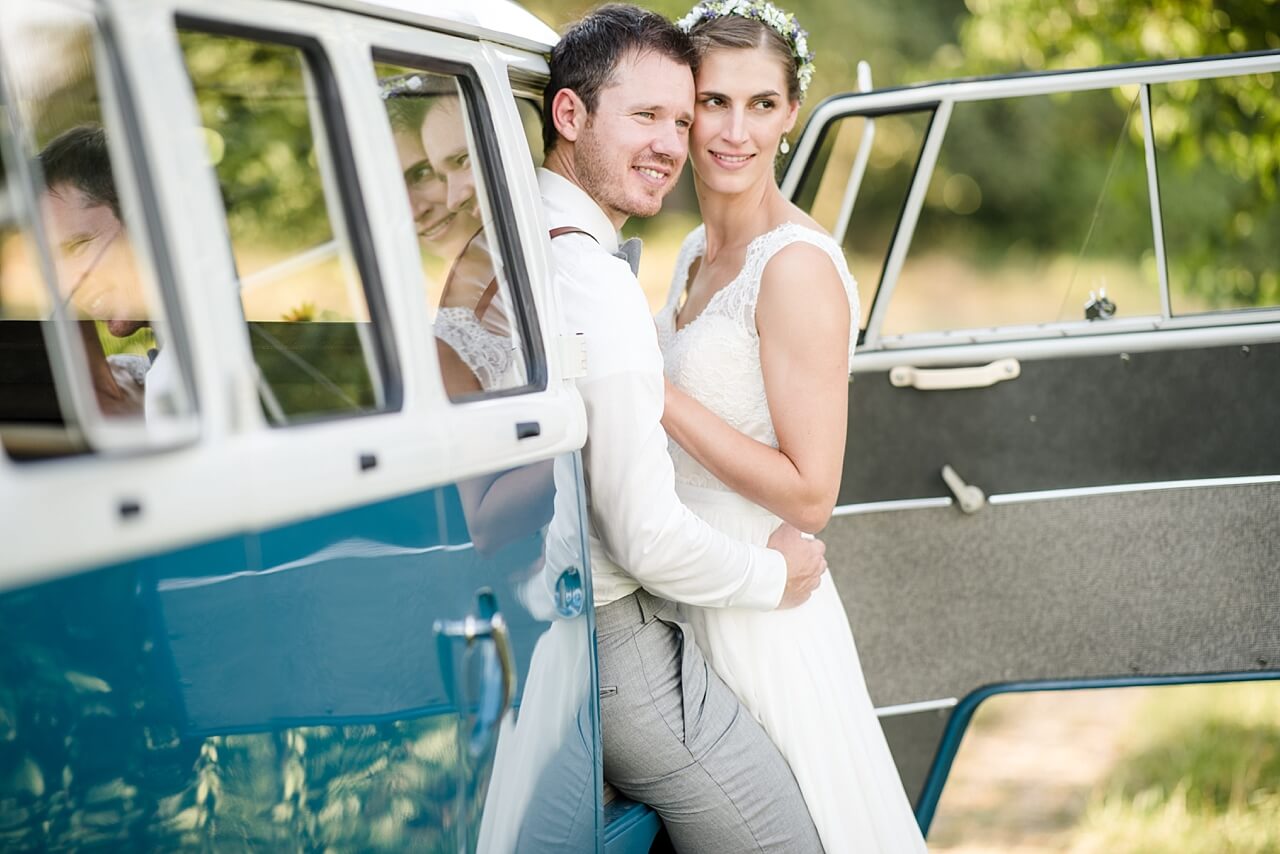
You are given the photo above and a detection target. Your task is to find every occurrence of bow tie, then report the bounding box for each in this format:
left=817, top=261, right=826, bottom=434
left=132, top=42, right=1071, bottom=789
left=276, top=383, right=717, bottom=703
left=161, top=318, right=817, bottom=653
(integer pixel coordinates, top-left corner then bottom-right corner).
left=614, top=237, right=642, bottom=276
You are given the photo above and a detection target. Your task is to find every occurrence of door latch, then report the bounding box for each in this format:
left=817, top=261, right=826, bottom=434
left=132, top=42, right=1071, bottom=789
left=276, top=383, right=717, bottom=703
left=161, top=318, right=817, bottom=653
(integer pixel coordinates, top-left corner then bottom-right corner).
left=941, top=464, right=986, bottom=514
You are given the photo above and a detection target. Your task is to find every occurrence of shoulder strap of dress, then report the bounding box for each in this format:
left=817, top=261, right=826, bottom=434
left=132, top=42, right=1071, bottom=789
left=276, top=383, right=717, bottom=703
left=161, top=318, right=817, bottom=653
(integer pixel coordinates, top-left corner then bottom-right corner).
left=749, top=224, right=860, bottom=366
left=663, top=227, right=706, bottom=312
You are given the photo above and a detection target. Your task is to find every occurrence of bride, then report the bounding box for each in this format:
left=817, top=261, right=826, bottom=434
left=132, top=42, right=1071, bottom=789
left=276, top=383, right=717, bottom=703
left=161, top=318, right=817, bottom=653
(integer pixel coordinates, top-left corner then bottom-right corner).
left=658, top=2, right=928, bottom=850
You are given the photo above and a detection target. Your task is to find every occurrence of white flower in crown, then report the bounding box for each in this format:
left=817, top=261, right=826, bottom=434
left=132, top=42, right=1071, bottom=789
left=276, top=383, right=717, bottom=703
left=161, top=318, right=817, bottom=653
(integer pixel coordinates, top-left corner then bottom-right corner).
left=676, top=0, right=817, bottom=99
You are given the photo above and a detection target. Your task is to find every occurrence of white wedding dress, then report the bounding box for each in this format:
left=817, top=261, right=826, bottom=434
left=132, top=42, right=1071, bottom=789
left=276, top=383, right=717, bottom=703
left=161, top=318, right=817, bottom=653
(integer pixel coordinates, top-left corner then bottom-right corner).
left=656, top=223, right=927, bottom=853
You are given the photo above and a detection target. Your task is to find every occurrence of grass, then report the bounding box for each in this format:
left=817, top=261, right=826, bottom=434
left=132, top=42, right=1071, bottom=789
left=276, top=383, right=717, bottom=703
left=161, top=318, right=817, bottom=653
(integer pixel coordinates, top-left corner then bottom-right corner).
left=1068, top=682, right=1280, bottom=854
left=930, top=681, right=1280, bottom=853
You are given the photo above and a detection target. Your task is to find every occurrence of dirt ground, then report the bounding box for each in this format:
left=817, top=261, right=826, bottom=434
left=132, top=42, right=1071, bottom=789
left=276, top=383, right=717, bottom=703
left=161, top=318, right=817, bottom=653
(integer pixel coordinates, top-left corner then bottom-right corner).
left=927, top=690, right=1147, bottom=853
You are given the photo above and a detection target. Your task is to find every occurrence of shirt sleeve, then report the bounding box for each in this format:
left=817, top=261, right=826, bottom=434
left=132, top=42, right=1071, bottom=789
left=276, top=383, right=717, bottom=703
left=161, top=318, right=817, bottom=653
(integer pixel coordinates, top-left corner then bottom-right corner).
left=573, top=283, right=787, bottom=611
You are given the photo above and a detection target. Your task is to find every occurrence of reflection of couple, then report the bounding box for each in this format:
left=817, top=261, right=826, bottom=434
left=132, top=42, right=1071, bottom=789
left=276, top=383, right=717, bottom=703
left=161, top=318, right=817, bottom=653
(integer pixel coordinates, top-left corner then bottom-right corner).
left=541, top=3, right=927, bottom=851
left=384, top=79, right=518, bottom=397
left=37, top=125, right=176, bottom=420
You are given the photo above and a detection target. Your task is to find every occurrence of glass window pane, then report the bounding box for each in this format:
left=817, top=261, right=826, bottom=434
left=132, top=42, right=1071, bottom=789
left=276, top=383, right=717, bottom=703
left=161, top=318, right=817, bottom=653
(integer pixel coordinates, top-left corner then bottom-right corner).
left=514, top=96, right=544, bottom=167
left=375, top=61, right=534, bottom=400
left=1, top=1, right=191, bottom=454
left=179, top=30, right=393, bottom=422
left=888, top=90, right=1160, bottom=337
left=796, top=111, right=931, bottom=330
left=1154, top=74, right=1280, bottom=314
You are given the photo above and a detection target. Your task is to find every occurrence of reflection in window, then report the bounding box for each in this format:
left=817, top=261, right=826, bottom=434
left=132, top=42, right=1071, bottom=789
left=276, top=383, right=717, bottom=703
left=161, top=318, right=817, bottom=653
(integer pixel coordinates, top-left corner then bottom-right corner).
left=0, top=105, right=62, bottom=435
left=888, top=90, right=1160, bottom=337
left=0, top=1, right=189, bottom=454
left=929, top=682, right=1280, bottom=851
left=796, top=111, right=931, bottom=330
left=179, top=31, right=392, bottom=422
left=374, top=61, right=532, bottom=400
left=1154, top=75, right=1280, bottom=314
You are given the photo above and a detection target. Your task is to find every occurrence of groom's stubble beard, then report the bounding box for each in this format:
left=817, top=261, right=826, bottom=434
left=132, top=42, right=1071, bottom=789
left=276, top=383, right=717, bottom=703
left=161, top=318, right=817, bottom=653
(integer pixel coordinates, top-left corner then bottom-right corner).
left=573, top=114, right=678, bottom=223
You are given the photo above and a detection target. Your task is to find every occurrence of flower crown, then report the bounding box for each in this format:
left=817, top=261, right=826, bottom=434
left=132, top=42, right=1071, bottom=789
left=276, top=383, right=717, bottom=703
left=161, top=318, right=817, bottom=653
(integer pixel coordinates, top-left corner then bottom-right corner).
left=676, top=0, right=815, bottom=99
left=379, top=73, right=424, bottom=100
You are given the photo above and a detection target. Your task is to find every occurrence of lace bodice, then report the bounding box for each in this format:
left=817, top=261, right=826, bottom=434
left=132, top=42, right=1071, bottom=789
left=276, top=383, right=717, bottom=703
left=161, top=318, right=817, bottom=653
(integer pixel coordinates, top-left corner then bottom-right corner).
left=434, top=306, right=515, bottom=391
left=655, top=222, right=859, bottom=492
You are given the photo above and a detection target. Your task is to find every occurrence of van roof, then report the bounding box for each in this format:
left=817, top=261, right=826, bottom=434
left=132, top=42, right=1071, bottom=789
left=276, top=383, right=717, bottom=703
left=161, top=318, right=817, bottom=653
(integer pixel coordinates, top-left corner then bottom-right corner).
left=304, top=0, right=558, bottom=53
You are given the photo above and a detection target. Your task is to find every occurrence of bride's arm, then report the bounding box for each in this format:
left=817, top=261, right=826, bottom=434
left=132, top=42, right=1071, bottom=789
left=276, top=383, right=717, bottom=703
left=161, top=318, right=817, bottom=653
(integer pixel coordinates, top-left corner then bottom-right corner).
left=661, top=242, right=850, bottom=533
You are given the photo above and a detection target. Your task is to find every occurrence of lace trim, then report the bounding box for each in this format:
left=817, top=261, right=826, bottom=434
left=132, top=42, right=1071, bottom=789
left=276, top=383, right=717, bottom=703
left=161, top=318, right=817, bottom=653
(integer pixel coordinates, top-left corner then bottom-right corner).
left=434, top=307, right=514, bottom=391
left=661, top=222, right=860, bottom=368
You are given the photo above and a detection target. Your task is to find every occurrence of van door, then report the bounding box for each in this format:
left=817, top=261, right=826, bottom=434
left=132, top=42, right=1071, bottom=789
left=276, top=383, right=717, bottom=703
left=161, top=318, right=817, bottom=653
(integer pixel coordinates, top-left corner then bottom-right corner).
left=784, top=53, right=1280, bottom=832
left=0, top=0, right=597, bottom=850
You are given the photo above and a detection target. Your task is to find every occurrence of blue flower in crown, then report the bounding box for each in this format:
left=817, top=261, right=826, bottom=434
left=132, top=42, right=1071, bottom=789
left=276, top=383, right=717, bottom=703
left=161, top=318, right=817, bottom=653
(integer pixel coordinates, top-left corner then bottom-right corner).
left=676, top=0, right=816, bottom=99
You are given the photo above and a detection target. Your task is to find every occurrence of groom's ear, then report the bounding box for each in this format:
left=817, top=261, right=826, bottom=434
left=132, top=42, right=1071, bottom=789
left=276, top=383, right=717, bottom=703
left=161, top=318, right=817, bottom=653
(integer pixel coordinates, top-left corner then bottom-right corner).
left=550, top=88, right=588, bottom=143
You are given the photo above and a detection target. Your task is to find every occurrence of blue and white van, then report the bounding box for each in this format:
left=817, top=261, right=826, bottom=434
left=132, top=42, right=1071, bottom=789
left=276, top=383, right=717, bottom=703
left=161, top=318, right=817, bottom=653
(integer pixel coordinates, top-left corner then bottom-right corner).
left=1, top=0, right=1277, bottom=849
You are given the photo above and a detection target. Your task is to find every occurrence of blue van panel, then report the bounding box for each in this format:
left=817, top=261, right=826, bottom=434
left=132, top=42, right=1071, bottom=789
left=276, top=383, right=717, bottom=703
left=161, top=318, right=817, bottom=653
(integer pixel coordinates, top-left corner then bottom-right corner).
left=0, top=454, right=601, bottom=851
left=604, top=798, right=661, bottom=854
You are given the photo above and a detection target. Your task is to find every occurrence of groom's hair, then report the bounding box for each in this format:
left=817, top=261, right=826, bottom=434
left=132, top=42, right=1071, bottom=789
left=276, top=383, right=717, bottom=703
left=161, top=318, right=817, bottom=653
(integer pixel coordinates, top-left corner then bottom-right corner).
left=542, top=4, right=695, bottom=153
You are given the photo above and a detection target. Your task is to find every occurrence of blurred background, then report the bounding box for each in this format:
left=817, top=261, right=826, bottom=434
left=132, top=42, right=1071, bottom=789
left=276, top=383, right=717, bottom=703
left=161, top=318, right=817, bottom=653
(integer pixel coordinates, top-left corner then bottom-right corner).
left=530, top=0, right=1279, bottom=324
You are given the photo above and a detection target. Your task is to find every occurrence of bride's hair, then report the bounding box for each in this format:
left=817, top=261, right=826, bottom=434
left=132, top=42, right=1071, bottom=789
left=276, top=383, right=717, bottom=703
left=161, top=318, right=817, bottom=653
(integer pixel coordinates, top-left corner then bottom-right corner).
left=681, top=3, right=811, bottom=104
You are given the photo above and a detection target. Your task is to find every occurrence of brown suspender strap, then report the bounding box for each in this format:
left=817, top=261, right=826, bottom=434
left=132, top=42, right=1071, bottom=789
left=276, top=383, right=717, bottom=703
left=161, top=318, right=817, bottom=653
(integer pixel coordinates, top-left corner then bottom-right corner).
left=442, top=227, right=502, bottom=322
left=549, top=226, right=598, bottom=242
left=470, top=228, right=598, bottom=321
left=473, top=278, right=499, bottom=321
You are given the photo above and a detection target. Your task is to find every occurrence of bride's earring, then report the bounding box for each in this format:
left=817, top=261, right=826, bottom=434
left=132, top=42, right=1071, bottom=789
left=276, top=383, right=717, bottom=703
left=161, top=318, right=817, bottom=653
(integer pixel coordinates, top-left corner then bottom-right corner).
left=779, top=136, right=791, bottom=155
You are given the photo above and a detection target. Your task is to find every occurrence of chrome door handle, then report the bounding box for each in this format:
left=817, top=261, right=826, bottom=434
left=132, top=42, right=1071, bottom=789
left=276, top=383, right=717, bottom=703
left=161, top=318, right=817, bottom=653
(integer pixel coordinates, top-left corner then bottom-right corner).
left=890, top=358, right=1020, bottom=390
left=435, top=589, right=516, bottom=757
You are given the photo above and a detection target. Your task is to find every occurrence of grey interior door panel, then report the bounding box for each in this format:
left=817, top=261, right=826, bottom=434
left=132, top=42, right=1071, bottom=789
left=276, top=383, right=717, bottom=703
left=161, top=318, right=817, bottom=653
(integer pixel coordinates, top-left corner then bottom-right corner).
left=840, top=342, right=1280, bottom=505
left=826, top=481, right=1280, bottom=804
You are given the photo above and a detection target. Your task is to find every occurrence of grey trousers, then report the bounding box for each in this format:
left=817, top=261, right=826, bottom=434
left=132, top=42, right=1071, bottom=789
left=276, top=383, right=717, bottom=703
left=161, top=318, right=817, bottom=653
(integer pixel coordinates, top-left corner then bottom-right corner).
left=596, top=590, right=823, bottom=853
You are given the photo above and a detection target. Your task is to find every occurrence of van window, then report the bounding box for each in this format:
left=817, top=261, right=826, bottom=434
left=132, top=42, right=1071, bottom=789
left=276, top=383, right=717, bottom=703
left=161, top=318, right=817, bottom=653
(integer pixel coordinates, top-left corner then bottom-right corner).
left=0, top=1, right=194, bottom=458
left=177, top=28, right=398, bottom=423
left=795, top=110, right=933, bottom=332
left=373, top=57, right=540, bottom=400
left=1153, top=73, right=1280, bottom=315
left=0, top=101, right=67, bottom=455
left=884, top=89, right=1161, bottom=338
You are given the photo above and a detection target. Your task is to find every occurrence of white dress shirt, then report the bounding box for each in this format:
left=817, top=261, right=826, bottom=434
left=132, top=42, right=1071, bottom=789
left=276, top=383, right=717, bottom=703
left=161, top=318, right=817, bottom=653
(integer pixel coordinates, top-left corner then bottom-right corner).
left=539, top=168, right=786, bottom=611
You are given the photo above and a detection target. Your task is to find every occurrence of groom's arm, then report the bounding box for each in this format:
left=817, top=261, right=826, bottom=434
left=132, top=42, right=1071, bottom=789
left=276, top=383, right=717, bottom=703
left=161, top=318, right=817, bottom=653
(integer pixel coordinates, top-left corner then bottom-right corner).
left=573, top=261, right=787, bottom=611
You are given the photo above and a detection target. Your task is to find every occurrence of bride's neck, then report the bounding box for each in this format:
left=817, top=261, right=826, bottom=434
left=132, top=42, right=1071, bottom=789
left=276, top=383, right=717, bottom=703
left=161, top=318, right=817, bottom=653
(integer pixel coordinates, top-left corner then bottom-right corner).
left=696, top=176, right=786, bottom=260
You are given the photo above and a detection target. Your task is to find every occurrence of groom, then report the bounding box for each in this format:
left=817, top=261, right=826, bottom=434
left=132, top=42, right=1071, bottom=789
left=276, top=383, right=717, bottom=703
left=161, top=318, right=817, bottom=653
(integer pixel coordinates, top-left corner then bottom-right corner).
left=539, top=5, right=824, bottom=851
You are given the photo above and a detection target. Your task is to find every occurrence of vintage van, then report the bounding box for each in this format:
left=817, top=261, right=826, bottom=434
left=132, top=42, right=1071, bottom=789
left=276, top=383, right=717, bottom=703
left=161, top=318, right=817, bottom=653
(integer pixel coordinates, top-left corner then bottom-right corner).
left=0, top=0, right=1277, bottom=849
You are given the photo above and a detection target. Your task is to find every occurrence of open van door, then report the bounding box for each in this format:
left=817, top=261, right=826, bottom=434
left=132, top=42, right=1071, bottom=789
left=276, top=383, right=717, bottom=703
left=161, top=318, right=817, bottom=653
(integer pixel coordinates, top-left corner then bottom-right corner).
left=782, top=52, right=1280, bottom=832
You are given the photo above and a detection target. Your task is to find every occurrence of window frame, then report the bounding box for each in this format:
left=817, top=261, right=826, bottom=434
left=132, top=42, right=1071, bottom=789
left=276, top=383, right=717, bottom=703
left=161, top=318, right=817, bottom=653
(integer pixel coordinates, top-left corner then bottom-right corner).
left=175, top=14, right=405, bottom=423
left=783, top=51, right=1280, bottom=358
left=370, top=47, right=549, bottom=402
left=0, top=0, right=200, bottom=457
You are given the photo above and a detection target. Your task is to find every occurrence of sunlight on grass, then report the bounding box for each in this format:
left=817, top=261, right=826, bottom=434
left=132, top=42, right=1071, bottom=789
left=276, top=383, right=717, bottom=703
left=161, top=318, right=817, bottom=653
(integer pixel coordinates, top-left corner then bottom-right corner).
left=1069, top=682, right=1280, bottom=854
left=930, top=681, right=1280, bottom=853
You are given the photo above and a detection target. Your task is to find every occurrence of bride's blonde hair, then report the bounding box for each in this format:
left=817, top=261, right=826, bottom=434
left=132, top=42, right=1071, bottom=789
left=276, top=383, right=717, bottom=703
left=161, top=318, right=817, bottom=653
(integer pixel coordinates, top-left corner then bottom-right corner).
left=679, top=1, right=813, bottom=103
left=693, top=17, right=800, bottom=102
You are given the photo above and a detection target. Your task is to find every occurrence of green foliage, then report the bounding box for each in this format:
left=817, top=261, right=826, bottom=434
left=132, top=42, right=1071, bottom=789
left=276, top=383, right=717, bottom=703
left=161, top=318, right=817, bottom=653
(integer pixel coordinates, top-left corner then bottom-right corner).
left=178, top=31, right=334, bottom=255
left=947, top=0, right=1279, bottom=308
left=534, top=0, right=1276, bottom=309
